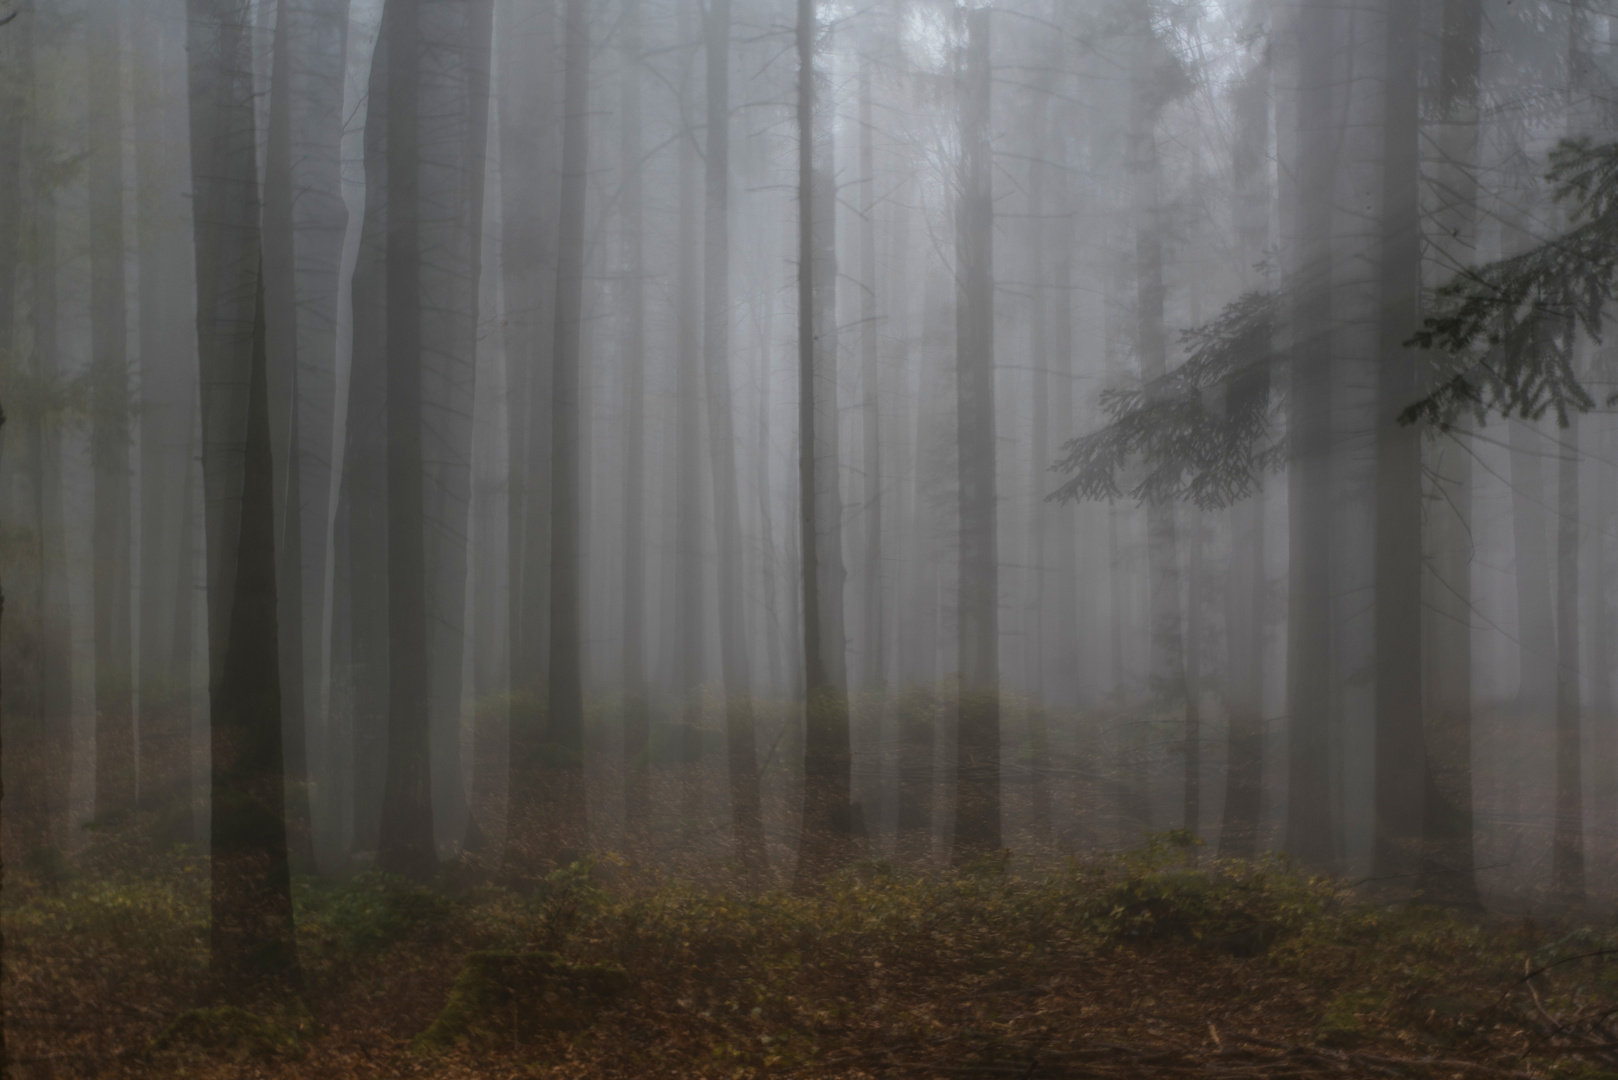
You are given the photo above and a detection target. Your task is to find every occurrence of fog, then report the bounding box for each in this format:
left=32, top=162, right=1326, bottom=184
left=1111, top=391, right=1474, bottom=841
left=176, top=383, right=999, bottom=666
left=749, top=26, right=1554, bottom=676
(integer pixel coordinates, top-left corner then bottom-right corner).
left=5, top=0, right=1618, bottom=944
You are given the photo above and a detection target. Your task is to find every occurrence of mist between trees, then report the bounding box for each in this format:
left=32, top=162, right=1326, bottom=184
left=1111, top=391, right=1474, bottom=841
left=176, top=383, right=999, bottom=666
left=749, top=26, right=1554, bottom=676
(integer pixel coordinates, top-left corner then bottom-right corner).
left=5, top=0, right=1618, bottom=1003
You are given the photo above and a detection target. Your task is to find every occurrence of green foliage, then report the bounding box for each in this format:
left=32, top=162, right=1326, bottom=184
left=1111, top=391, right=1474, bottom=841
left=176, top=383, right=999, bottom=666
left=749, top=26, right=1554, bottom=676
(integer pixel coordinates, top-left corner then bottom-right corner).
left=1408, top=138, right=1618, bottom=429
left=1078, top=834, right=1330, bottom=956
left=1052, top=291, right=1282, bottom=510
left=295, top=867, right=457, bottom=961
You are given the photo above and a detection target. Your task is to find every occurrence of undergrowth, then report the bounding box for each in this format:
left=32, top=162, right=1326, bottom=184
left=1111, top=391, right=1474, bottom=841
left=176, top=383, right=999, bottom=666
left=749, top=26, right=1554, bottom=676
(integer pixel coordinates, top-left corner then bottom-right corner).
left=7, top=836, right=1617, bottom=1077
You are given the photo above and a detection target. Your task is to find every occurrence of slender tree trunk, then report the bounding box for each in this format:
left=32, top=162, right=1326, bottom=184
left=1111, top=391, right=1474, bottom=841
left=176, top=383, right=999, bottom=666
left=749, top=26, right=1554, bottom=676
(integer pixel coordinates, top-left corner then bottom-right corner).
left=857, top=52, right=887, bottom=840
left=542, top=0, right=592, bottom=866
left=1370, top=0, right=1427, bottom=884
left=1283, top=0, right=1339, bottom=869
left=89, top=0, right=136, bottom=825
left=1419, top=0, right=1482, bottom=907
left=795, top=0, right=855, bottom=888
left=187, top=0, right=301, bottom=999
left=1023, top=105, right=1052, bottom=847
left=262, top=0, right=312, bottom=866
left=376, top=0, right=437, bottom=883
left=1185, top=515, right=1202, bottom=842
left=133, top=0, right=198, bottom=834
left=703, top=0, right=766, bottom=874
left=674, top=0, right=705, bottom=846
left=1220, top=24, right=1270, bottom=860
left=1553, top=410, right=1586, bottom=904
left=1130, top=16, right=1182, bottom=839
left=620, top=0, right=650, bottom=837
left=952, top=4, right=999, bottom=863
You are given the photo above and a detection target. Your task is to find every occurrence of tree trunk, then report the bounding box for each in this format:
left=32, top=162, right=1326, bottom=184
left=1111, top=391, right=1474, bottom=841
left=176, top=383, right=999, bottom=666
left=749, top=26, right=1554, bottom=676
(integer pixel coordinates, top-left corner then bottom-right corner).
left=794, top=0, right=854, bottom=888
left=376, top=0, right=437, bottom=883
left=89, top=0, right=136, bottom=825
left=703, top=0, right=766, bottom=874
left=187, top=0, right=301, bottom=999
left=1370, top=0, right=1427, bottom=885
left=620, top=0, right=650, bottom=838
left=674, top=0, right=705, bottom=848
left=1419, top=0, right=1483, bottom=908
left=952, top=4, right=999, bottom=864
left=1553, top=411, right=1585, bottom=904
left=1282, top=0, right=1339, bottom=870
left=133, top=0, right=199, bottom=835
left=541, top=0, right=592, bottom=867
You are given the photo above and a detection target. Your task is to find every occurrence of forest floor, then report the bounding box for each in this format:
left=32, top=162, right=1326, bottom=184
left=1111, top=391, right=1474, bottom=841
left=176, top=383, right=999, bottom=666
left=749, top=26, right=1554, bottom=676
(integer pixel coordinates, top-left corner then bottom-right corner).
left=5, top=833, right=1615, bottom=1079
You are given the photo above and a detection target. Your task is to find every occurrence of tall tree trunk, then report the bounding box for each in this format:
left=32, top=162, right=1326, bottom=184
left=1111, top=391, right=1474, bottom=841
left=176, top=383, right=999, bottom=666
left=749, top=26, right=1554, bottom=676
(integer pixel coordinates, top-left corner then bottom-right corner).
left=1370, top=0, right=1427, bottom=884
left=1419, top=0, right=1483, bottom=907
left=1283, top=0, right=1339, bottom=869
left=376, top=0, right=436, bottom=883
left=133, top=0, right=199, bottom=834
left=703, top=0, right=766, bottom=874
left=262, top=0, right=312, bottom=866
left=952, top=4, right=999, bottom=864
left=1130, top=12, right=1181, bottom=839
left=89, top=0, right=136, bottom=825
left=498, top=0, right=560, bottom=877
left=1220, top=23, right=1270, bottom=860
left=674, top=0, right=705, bottom=847
left=856, top=51, right=887, bottom=839
left=1553, top=411, right=1586, bottom=904
left=795, top=0, right=855, bottom=888
left=187, top=0, right=301, bottom=999
left=542, top=0, right=592, bottom=866
left=620, top=0, right=650, bottom=838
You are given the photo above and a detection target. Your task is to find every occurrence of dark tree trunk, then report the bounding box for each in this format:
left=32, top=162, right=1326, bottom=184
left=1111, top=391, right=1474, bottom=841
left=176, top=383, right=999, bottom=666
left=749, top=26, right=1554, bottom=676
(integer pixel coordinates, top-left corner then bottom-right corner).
left=133, top=0, right=199, bottom=834
left=619, top=0, right=650, bottom=837
left=795, top=0, right=855, bottom=888
left=541, top=0, right=592, bottom=867
left=376, top=0, right=437, bottom=883
left=1553, top=412, right=1585, bottom=904
left=187, top=0, right=301, bottom=1000
left=1419, top=0, right=1482, bottom=908
left=1282, top=0, right=1339, bottom=870
left=952, top=5, right=999, bottom=864
left=1370, top=0, right=1427, bottom=885
left=89, top=0, right=136, bottom=825
left=703, top=0, right=766, bottom=874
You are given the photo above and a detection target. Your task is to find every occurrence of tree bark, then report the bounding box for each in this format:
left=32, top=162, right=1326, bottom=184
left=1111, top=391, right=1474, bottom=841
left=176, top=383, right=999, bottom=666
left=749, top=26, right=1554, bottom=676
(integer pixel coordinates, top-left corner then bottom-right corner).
left=952, top=4, right=999, bottom=864
left=795, top=0, right=855, bottom=888
left=89, top=0, right=136, bottom=825
left=1370, top=0, right=1427, bottom=885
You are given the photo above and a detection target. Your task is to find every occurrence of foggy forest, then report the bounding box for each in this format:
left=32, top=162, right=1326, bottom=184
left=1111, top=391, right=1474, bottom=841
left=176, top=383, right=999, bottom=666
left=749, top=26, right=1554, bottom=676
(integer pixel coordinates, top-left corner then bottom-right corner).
left=8, top=0, right=1618, bottom=1074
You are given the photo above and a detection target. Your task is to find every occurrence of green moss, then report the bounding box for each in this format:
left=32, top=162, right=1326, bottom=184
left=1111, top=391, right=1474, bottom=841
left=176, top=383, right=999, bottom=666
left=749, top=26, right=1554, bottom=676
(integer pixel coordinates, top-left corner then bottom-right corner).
left=149, top=1002, right=312, bottom=1059
left=1316, top=989, right=1393, bottom=1047
left=414, top=950, right=630, bottom=1053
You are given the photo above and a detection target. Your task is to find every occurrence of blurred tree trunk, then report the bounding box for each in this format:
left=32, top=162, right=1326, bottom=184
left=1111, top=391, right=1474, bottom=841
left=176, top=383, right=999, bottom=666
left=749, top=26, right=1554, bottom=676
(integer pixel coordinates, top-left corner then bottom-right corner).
left=952, top=4, right=999, bottom=864
left=540, top=0, right=592, bottom=867
left=376, top=0, right=437, bottom=883
left=1419, top=0, right=1482, bottom=907
left=1370, top=0, right=1428, bottom=885
left=674, top=0, right=705, bottom=847
left=1219, top=22, right=1269, bottom=860
left=1128, top=11, right=1178, bottom=840
left=89, top=0, right=136, bottom=825
left=1282, top=0, right=1340, bottom=870
left=1553, top=409, right=1585, bottom=904
left=498, top=0, right=559, bottom=877
left=795, top=0, right=855, bottom=888
left=703, top=0, right=766, bottom=875
left=262, top=0, right=312, bottom=867
left=1022, top=104, right=1053, bottom=847
left=857, top=51, right=887, bottom=840
left=187, top=0, right=301, bottom=1000
left=133, top=0, right=199, bottom=836
left=620, top=0, right=650, bottom=837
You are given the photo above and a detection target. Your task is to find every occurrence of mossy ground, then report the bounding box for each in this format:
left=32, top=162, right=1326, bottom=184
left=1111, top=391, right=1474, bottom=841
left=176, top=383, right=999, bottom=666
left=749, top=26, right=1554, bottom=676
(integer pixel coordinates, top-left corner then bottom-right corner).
left=5, top=836, right=1616, bottom=1077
